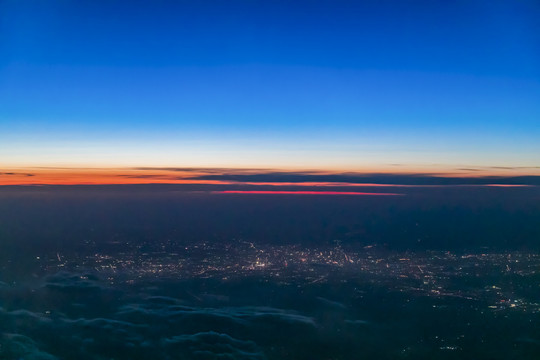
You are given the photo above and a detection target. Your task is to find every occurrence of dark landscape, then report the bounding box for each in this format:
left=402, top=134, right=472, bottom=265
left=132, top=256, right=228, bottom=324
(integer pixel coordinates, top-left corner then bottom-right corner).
left=0, top=185, right=539, bottom=359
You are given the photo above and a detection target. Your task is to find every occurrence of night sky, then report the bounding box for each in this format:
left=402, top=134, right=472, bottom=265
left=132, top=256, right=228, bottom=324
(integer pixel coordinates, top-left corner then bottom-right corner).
left=1, top=0, right=539, bottom=175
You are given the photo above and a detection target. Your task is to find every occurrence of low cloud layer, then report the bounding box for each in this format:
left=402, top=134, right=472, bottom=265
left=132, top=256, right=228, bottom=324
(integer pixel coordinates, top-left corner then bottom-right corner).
left=0, top=271, right=348, bottom=360
left=2, top=166, right=539, bottom=186
left=187, top=172, right=540, bottom=186
left=0, top=172, right=34, bottom=177
left=1, top=262, right=539, bottom=360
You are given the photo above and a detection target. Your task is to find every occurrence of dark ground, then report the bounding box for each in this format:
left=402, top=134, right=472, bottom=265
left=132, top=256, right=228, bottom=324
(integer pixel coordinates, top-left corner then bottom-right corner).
left=0, top=185, right=539, bottom=359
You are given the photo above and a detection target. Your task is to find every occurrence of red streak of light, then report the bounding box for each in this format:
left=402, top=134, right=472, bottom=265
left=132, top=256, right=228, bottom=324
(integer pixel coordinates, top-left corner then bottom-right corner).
left=214, top=190, right=402, bottom=196
left=484, top=184, right=531, bottom=187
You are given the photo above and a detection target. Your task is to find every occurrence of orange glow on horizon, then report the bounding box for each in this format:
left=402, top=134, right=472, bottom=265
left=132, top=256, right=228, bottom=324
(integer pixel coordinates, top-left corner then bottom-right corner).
left=0, top=167, right=537, bottom=187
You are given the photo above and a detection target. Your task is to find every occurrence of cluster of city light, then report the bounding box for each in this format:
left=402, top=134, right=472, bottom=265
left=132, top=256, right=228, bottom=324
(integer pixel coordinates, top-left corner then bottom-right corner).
left=38, top=241, right=540, bottom=314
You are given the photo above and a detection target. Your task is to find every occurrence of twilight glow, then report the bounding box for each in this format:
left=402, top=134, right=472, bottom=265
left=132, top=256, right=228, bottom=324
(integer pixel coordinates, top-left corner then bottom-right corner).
left=1, top=1, right=539, bottom=184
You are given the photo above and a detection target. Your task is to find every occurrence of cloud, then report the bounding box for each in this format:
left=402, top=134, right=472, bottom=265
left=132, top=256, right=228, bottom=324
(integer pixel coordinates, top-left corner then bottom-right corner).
left=315, top=296, right=347, bottom=310
left=132, top=167, right=275, bottom=174
left=0, top=172, right=34, bottom=177
left=163, top=331, right=265, bottom=360
left=3, top=165, right=539, bottom=186
left=0, top=333, right=58, bottom=360
left=489, top=166, right=540, bottom=170
left=117, top=174, right=168, bottom=179
left=0, top=272, right=324, bottom=359
left=3, top=266, right=535, bottom=359
left=0, top=285, right=317, bottom=360
left=187, top=172, right=540, bottom=186
left=44, top=272, right=102, bottom=292
left=215, top=190, right=402, bottom=195
left=115, top=303, right=317, bottom=333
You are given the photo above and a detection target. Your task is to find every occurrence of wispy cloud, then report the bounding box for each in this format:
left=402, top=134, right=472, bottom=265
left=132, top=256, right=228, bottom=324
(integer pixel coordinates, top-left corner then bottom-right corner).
left=0, top=172, right=34, bottom=177
left=1, top=167, right=539, bottom=187
left=213, top=190, right=403, bottom=196
left=187, top=172, right=540, bottom=186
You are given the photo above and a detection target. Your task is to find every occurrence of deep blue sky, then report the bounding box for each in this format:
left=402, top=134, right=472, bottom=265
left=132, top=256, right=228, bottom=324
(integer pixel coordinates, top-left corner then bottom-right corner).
left=1, top=0, right=539, bottom=170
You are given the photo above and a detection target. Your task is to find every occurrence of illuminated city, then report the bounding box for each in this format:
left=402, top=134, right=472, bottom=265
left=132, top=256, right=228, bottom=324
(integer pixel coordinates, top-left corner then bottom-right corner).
left=18, top=241, right=538, bottom=315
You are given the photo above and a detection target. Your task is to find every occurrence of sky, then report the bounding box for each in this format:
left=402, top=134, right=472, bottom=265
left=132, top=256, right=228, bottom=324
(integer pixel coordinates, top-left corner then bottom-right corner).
left=1, top=0, right=539, bottom=183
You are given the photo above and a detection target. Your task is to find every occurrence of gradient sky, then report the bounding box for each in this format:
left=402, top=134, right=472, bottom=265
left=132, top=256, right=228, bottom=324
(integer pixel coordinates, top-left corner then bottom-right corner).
left=1, top=0, right=539, bottom=174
